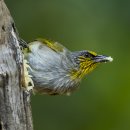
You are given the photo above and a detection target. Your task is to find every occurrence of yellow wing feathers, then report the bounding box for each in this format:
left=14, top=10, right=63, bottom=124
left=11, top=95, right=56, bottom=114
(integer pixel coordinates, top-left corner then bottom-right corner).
left=36, top=38, right=64, bottom=52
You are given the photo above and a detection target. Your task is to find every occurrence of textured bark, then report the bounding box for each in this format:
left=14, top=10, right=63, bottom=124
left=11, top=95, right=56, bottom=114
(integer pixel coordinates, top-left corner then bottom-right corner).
left=0, top=0, right=33, bottom=130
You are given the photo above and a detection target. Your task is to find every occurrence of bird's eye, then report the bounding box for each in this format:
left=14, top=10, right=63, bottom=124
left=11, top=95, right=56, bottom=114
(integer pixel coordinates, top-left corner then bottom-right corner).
left=84, top=53, right=89, bottom=57
left=79, top=51, right=96, bottom=59
left=84, top=52, right=95, bottom=58
left=84, top=53, right=92, bottom=58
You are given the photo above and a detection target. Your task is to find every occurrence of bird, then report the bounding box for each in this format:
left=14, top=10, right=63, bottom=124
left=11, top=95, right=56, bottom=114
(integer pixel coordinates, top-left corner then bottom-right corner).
left=23, top=38, right=113, bottom=95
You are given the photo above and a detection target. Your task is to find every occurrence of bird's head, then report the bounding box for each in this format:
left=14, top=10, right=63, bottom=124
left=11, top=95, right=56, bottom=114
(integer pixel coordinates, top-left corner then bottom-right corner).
left=71, top=50, right=113, bottom=79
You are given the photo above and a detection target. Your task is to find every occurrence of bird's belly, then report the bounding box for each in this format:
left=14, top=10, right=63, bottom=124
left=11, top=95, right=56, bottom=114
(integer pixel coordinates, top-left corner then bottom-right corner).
left=30, top=69, right=80, bottom=95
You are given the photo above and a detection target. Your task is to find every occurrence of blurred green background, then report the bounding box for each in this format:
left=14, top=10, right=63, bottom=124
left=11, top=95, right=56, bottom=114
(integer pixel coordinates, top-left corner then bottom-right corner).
left=5, top=0, right=130, bottom=130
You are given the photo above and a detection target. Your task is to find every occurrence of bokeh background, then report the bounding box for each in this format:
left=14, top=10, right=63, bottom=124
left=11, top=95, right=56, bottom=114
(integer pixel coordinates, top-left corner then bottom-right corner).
left=5, top=0, right=130, bottom=130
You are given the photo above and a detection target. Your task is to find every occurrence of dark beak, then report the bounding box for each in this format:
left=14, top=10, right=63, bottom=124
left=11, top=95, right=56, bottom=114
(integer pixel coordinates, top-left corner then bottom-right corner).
left=93, top=55, right=113, bottom=63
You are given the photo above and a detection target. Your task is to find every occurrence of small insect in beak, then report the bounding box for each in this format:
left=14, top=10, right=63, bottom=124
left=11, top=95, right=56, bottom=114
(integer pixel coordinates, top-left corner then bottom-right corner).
left=93, top=55, right=113, bottom=63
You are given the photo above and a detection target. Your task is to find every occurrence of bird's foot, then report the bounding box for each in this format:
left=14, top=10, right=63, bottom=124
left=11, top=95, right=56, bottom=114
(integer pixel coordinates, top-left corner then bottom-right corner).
left=23, top=59, right=34, bottom=92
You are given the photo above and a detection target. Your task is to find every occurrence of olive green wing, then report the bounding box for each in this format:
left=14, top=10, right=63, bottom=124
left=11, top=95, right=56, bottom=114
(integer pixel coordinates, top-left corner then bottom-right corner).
left=36, top=38, right=64, bottom=53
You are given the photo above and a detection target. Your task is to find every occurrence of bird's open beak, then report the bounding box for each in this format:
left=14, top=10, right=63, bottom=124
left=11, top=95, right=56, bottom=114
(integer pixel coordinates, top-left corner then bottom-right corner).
left=93, top=55, right=113, bottom=63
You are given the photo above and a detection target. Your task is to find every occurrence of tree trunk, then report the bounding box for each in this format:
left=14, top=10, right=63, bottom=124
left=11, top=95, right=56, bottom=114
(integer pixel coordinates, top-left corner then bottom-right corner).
left=0, top=0, right=33, bottom=130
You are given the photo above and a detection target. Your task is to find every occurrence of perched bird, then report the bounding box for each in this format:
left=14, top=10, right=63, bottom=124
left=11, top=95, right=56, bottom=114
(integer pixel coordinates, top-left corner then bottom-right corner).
left=23, top=38, right=113, bottom=95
